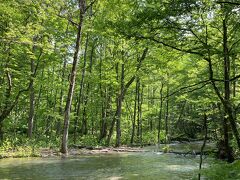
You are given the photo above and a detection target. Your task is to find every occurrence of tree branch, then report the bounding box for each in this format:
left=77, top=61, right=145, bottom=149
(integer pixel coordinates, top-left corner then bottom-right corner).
left=136, top=35, right=206, bottom=57
left=216, top=1, right=240, bottom=6
left=123, top=48, right=148, bottom=95
left=57, top=14, right=78, bottom=27
left=85, top=0, right=98, bottom=12
left=6, top=71, right=12, bottom=98
left=163, top=80, right=211, bottom=100
left=230, top=74, right=240, bottom=82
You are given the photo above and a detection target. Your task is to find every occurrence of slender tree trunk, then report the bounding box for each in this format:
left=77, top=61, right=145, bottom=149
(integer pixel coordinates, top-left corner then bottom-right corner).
left=139, top=84, right=144, bottom=146
left=81, top=84, right=89, bottom=135
left=232, top=57, right=236, bottom=98
left=150, top=87, right=155, bottom=131
left=158, top=83, right=164, bottom=144
left=221, top=18, right=235, bottom=162
left=116, top=63, right=124, bottom=147
left=0, top=122, right=3, bottom=144
left=198, top=114, right=208, bottom=180
left=137, top=78, right=140, bottom=140
left=57, top=59, right=67, bottom=135
left=81, top=39, right=94, bottom=136
left=60, top=0, right=86, bottom=154
left=99, top=47, right=108, bottom=141
left=58, top=23, right=70, bottom=136
left=107, top=111, right=117, bottom=146
left=106, top=48, right=148, bottom=146
left=107, top=63, right=120, bottom=146
left=206, top=16, right=240, bottom=160
left=165, top=82, right=169, bottom=144
left=209, top=58, right=240, bottom=150
left=28, top=58, right=35, bottom=138
left=130, top=78, right=139, bottom=144
left=74, top=33, right=89, bottom=142
left=99, top=88, right=108, bottom=142
left=147, top=85, right=150, bottom=130
left=223, top=17, right=240, bottom=150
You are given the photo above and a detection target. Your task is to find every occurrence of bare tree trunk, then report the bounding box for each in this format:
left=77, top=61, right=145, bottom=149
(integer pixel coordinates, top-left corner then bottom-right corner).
left=60, top=0, right=86, bottom=154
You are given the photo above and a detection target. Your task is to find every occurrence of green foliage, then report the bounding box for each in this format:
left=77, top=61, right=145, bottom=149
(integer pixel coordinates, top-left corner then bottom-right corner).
left=142, top=131, right=158, bottom=145
left=74, top=135, right=99, bottom=147
left=162, top=145, right=171, bottom=153
left=0, top=138, right=40, bottom=158
left=202, top=161, right=240, bottom=179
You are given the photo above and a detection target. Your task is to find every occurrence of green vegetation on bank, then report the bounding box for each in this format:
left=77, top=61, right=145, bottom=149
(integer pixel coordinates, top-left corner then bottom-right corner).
left=203, top=160, right=240, bottom=179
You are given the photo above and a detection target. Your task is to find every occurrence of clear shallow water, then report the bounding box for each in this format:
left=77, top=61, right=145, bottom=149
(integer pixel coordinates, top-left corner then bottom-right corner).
left=0, top=151, right=208, bottom=180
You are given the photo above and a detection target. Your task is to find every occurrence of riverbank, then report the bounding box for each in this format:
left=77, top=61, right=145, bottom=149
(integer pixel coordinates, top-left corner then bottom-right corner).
left=0, top=141, right=219, bottom=159
left=0, top=146, right=148, bottom=159
left=41, top=146, right=148, bottom=157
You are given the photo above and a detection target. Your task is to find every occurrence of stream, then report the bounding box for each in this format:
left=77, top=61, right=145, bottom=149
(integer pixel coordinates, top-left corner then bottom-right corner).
left=0, top=142, right=217, bottom=179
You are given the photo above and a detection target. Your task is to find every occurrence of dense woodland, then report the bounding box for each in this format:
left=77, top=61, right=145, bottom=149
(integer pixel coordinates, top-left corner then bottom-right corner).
left=1, top=0, right=240, bottom=163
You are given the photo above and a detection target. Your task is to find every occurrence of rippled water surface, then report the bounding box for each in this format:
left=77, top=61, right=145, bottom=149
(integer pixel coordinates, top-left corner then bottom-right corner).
left=0, top=151, right=207, bottom=180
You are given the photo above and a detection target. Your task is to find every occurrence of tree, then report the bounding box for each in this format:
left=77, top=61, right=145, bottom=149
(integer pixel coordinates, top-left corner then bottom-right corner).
left=60, top=0, right=86, bottom=154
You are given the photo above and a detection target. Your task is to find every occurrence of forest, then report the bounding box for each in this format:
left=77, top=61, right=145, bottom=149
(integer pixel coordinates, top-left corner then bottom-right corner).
left=1, top=0, right=240, bottom=179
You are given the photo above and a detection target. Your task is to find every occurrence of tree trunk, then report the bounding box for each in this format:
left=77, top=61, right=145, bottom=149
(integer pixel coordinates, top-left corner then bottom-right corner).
left=58, top=22, right=70, bottom=136
left=137, top=78, right=140, bottom=140
left=99, top=87, right=109, bottom=142
left=116, top=63, right=124, bottom=147
left=74, top=33, right=89, bottom=142
left=81, top=84, right=89, bottom=135
left=99, top=47, right=108, bottom=142
left=207, top=16, right=240, bottom=155
left=158, top=83, right=164, bottom=144
left=81, top=39, right=94, bottom=136
left=198, top=114, right=208, bottom=180
left=223, top=18, right=240, bottom=150
left=28, top=59, right=35, bottom=138
left=0, top=122, right=3, bottom=144
left=139, top=84, right=144, bottom=146
left=60, top=0, right=86, bottom=154
left=150, top=87, right=155, bottom=131
left=107, top=48, right=148, bottom=146
left=57, top=59, right=67, bottom=135
left=130, top=78, right=139, bottom=144
left=165, top=81, right=169, bottom=144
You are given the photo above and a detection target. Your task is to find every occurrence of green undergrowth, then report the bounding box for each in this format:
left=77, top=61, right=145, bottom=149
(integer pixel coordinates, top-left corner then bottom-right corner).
left=0, top=137, right=56, bottom=159
left=0, top=143, right=41, bottom=159
left=202, top=160, right=240, bottom=179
